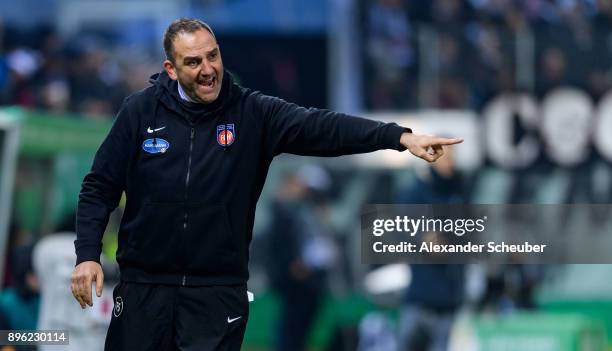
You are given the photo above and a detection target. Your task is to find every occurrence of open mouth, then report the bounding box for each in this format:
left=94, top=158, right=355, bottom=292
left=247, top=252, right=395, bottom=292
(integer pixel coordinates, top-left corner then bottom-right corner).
left=197, top=76, right=216, bottom=91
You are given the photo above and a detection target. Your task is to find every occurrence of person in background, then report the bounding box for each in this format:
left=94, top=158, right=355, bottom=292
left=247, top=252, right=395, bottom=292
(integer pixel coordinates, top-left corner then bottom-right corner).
left=265, top=165, right=337, bottom=351
left=396, top=149, right=466, bottom=351
left=0, top=243, right=40, bottom=331
left=34, top=213, right=113, bottom=351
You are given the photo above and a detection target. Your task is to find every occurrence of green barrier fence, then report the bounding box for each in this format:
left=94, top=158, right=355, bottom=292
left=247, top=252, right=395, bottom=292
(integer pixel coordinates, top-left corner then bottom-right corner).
left=475, top=313, right=607, bottom=351
left=541, top=299, right=612, bottom=348
left=0, top=107, right=112, bottom=233
left=13, top=107, right=111, bottom=157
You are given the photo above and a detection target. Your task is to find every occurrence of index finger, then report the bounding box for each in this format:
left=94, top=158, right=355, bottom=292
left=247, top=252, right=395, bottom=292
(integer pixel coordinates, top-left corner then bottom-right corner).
left=83, top=274, right=93, bottom=306
left=430, top=137, right=463, bottom=146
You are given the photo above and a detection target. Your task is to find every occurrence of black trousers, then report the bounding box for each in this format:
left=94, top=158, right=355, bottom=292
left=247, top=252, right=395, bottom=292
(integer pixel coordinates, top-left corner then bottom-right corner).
left=104, top=281, right=249, bottom=351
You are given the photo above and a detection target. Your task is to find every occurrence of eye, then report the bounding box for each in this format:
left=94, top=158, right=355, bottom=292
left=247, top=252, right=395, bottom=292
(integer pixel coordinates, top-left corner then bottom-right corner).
left=187, top=61, right=198, bottom=67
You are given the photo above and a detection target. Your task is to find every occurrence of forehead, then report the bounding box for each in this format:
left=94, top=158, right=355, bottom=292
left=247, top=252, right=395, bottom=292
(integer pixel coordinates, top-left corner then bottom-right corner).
left=172, top=29, right=218, bottom=59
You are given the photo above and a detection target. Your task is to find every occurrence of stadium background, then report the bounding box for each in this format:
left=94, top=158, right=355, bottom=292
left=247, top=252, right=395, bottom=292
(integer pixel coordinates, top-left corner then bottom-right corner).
left=0, top=0, right=612, bottom=350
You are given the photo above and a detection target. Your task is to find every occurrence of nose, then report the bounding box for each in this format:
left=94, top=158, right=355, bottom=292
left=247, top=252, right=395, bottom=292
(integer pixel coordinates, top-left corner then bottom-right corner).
left=200, top=60, right=214, bottom=75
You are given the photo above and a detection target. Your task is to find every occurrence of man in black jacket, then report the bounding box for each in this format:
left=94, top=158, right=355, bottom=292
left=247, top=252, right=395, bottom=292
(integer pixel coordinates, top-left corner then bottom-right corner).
left=70, top=18, right=462, bottom=351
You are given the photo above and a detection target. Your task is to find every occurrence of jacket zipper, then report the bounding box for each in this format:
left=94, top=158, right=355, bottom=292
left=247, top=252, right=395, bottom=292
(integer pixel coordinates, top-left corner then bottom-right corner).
left=185, top=127, right=195, bottom=201
left=182, top=127, right=195, bottom=286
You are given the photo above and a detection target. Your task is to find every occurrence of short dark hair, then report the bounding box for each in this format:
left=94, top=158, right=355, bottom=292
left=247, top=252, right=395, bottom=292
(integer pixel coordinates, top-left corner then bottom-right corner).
left=163, top=18, right=216, bottom=63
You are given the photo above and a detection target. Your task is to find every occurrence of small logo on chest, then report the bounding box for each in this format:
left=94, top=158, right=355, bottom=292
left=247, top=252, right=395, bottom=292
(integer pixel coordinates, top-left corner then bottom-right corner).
left=142, top=138, right=170, bottom=153
left=217, top=123, right=236, bottom=146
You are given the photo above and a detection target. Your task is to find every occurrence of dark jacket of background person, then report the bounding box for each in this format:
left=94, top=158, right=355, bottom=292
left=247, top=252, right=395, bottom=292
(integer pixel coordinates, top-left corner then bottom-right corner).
left=266, top=199, right=327, bottom=351
left=75, top=69, right=409, bottom=286
left=264, top=168, right=335, bottom=351
left=397, top=163, right=466, bottom=312
left=266, top=200, right=327, bottom=297
left=0, top=244, right=39, bottom=330
left=396, top=160, right=467, bottom=351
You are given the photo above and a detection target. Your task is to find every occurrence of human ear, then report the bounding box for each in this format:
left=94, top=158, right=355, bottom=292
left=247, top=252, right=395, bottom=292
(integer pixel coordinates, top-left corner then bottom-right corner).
left=163, top=60, right=178, bottom=80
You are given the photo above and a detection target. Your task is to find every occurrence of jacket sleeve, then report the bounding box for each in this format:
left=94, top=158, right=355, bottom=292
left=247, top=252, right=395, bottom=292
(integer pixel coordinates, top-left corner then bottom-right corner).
left=74, top=98, right=137, bottom=265
left=256, top=94, right=411, bottom=157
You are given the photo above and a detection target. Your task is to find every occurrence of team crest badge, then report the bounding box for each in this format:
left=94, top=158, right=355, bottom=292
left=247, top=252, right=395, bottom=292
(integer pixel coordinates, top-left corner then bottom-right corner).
left=114, top=296, right=123, bottom=317
left=217, top=124, right=236, bottom=146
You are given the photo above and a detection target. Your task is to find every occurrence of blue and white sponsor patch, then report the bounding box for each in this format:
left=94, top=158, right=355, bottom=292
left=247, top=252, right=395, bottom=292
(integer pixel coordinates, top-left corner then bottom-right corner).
left=142, top=138, right=170, bottom=154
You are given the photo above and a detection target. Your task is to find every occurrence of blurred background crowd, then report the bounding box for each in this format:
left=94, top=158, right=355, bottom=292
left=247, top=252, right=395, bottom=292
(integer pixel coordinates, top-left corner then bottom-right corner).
left=4, top=0, right=612, bottom=115
left=363, top=0, right=612, bottom=110
left=0, top=0, right=612, bottom=350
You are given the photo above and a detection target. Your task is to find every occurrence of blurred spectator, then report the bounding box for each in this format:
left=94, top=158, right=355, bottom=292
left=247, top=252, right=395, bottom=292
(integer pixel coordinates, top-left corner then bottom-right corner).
left=0, top=243, right=40, bottom=330
left=431, top=0, right=474, bottom=31
left=4, top=48, right=41, bottom=107
left=357, top=312, right=397, bottom=351
left=33, top=213, right=113, bottom=351
left=396, top=150, right=466, bottom=351
left=365, top=0, right=415, bottom=109
left=397, top=147, right=465, bottom=204
left=2, top=220, right=33, bottom=288
left=436, top=11, right=481, bottom=108
left=478, top=264, right=543, bottom=313
left=535, top=46, right=569, bottom=97
left=69, top=42, right=123, bottom=118
left=265, top=165, right=337, bottom=351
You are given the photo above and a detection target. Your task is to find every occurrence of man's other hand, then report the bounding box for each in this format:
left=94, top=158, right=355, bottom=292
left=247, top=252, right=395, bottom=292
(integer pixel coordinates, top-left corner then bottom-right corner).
left=400, top=132, right=463, bottom=162
left=71, top=261, right=104, bottom=309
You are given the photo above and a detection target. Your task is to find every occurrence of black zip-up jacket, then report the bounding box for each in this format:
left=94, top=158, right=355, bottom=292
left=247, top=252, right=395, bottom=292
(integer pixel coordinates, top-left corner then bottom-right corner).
left=75, top=70, right=410, bottom=286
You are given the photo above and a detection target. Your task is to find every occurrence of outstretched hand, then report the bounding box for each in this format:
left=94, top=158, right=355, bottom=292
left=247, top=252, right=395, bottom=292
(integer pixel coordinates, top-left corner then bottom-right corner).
left=400, top=132, right=463, bottom=162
